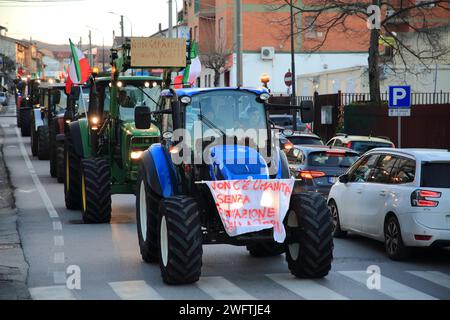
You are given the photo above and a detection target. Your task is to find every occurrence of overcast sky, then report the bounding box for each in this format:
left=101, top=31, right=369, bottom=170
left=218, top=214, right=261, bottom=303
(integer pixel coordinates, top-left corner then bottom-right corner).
left=0, top=0, right=178, bottom=46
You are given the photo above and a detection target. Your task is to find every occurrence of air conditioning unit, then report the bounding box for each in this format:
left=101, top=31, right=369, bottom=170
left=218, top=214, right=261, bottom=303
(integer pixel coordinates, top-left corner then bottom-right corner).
left=261, top=47, right=275, bottom=60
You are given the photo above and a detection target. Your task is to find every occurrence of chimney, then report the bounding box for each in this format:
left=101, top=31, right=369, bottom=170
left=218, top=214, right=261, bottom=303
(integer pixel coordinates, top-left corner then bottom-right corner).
left=159, top=23, right=162, bottom=32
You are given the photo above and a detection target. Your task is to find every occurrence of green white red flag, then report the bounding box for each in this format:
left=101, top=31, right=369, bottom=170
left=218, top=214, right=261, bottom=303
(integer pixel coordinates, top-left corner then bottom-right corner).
left=65, top=39, right=91, bottom=94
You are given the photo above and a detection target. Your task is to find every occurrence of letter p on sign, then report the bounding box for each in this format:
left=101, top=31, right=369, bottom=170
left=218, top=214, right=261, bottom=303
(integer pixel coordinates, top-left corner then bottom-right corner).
left=389, top=85, right=411, bottom=108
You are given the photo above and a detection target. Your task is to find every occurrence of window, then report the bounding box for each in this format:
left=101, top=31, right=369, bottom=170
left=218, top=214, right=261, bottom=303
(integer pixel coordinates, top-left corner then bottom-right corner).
left=333, top=139, right=343, bottom=147
left=351, top=141, right=393, bottom=154
left=390, top=158, right=416, bottom=184
left=367, top=154, right=398, bottom=184
left=304, top=16, right=317, bottom=38
left=308, top=151, right=359, bottom=168
left=421, top=162, right=450, bottom=188
left=326, top=139, right=335, bottom=146
left=194, top=26, right=199, bottom=41
left=348, top=154, right=379, bottom=183
left=287, top=148, right=301, bottom=162
left=288, top=136, right=323, bottom=146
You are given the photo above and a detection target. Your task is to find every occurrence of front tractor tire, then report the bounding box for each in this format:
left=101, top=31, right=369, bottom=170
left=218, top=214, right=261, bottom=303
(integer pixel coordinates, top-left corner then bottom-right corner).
left=80, top=158, right=111, bottom=224
left=136, top=170, right=160, bottom=263
left=158, top=196, right=203, bottom=285
left=64, top=135, right=81, bottom=210
left=56, top=141, right=65, bottom=183
left=20, top=109, right=31, bottom=136
left=284, top=192, right=334, bottom=278
left=37, top=126, right=50, bottom=160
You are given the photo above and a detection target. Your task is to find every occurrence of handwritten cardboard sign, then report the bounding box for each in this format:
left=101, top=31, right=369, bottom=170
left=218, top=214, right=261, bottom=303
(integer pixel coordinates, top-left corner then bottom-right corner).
left=205, top=179, right=295, bottom=243
left=130, top=38, right=186, bottom=68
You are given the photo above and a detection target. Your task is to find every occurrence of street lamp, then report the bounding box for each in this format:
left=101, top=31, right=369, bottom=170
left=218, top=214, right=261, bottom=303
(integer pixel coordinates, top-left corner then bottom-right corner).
left=85, top=25, right=106, bottom=72
left=108, top=11, right=133, bottom=45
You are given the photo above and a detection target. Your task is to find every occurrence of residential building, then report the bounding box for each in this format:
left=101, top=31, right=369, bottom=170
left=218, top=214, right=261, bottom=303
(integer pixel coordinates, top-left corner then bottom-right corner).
left=183, top=0, right=370, bottom=91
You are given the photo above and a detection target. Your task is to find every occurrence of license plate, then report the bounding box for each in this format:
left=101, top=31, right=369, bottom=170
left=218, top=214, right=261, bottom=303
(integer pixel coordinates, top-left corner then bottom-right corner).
left=328, top=177, right=337, bottom=184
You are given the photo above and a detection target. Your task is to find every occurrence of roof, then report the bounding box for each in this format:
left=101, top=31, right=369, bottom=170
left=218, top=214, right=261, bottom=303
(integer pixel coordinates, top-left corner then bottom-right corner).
left=332, top=135, right=393, bottom=144
left=284, top=133, right=321, bottom=139
left=367, top=148, right=450, bottom=161
left=294, top=145, right=358, bottom=154
left=175, top=87, right=269, bottom=97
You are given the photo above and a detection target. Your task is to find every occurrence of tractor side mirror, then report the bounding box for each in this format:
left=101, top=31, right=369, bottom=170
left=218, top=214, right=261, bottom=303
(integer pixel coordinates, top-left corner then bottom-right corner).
left=299, top=100, right=314, bottom=124
left=135, top=105, right=152, bottom=130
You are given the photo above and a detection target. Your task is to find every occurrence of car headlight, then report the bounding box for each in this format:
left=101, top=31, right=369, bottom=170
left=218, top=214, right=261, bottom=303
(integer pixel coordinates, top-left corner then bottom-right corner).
left=130, top=150, right=144, bottom=160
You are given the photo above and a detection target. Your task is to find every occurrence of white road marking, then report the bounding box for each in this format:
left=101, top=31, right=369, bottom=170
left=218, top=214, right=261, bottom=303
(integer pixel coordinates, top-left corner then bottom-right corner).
left=53, top=271, right=67, bottom=284
left=196, top=276, right=256, bottom=300
left=1, top=124, right=9, bottom=128
left=29, top=286, right=76, bottom=300
left=109, top=281, right=164, bottom=300
left=16, top=127, right=59, bottom=219
left=339, top=271, right=437, bottom=300
left=17, top=188, right=36, bottom=193
left=54, top=252, right=65, bottom=264
left=267, top=273, right=348, bottom=300
left=53, top=221, right=63, bottom=231
left=54, top=236, right=64, bottom=247
left=407, top=271, right=450, bottom=290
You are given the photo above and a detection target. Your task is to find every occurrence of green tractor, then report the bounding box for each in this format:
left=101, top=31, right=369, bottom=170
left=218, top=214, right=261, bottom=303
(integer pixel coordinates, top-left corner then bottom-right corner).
left=64, top=37, right=189, bottom=224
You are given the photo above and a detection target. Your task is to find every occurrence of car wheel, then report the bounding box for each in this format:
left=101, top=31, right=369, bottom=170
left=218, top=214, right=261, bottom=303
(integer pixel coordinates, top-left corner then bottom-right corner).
left=384, top=215, right=411, bottom=261
left=328, top=200, right=347, bottom=238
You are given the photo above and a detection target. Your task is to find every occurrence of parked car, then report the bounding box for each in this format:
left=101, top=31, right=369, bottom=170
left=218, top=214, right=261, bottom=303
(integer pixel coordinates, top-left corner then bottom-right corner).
left=326, top=134, right=395, bottom=154
left=0, top=92, right=8, bottom=106
left=287, top=145, right=359, bottom=196
left=328, top=148, right=450, bottom=260
left=269, top=114, right=307, bottom=132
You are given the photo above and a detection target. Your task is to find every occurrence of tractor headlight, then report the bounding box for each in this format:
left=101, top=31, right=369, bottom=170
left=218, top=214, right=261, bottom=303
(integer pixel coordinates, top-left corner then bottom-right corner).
left=90, top=116, right=100, bottom=130
left=130, top=150, right=144, bottom=160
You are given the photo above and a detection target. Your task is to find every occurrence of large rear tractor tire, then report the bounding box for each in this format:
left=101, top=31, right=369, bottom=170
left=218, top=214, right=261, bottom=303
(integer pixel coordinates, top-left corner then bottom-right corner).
left=49, top=121, right=57, bottom=177
left=136, top=169, right=160, bottom=263
left=20, top=109, right=31, bottom=137
left=158, top=196, right=203, bottom=285
left=80, top=158, right=111, bottom=224
left=64, top=134, right=81, bottom=210
left=30, top=120, right=38, bottom=157
left=56, top=141, right=65, bottom=183
left=37, top=126, right=50, bottom=160
left=246, top=242, right=285, bottom=257
left=284, top=192, right=334, bottom=278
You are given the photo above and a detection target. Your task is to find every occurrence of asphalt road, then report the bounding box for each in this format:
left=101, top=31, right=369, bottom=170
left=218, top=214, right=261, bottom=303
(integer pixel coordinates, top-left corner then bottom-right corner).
left=1, top=103, right=449, bottom=300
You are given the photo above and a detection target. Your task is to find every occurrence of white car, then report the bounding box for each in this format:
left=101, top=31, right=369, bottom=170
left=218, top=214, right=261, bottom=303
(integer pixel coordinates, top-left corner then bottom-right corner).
left=328, top=148, right=450, bottom=260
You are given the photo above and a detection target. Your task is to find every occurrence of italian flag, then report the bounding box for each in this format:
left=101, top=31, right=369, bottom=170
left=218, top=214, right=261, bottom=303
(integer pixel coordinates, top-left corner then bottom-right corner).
left=65, top=39, right=91, bottom=94
left=182, top=41, right=201, bottom=87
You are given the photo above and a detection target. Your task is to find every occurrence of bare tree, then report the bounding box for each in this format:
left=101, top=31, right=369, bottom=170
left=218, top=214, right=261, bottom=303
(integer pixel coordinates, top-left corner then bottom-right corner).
left=265, top=0, right=450, bottom=103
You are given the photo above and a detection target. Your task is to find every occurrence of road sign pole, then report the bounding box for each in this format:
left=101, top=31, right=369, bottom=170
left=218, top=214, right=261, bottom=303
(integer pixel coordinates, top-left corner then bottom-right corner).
left=398, top=116, right=401, bottom=148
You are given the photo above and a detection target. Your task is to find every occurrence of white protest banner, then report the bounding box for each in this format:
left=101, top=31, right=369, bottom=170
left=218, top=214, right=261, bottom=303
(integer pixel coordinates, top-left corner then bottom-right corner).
left=204, top=179, right=295, bottom=243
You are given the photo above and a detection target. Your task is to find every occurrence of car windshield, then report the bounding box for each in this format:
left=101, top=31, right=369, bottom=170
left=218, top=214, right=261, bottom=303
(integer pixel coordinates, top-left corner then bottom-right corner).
left=53, top=89, right=67, bottom=114
left=352, top=141, right=392, bottom=153
left=309, top=151, right=359, bottom=167
left=116, top=84, right=162, bottom=121
left=421, top=162, right=450, bottom=188
left=185, top=90, right=268, bottom=150
left=288, top=136, right=323, bottom=146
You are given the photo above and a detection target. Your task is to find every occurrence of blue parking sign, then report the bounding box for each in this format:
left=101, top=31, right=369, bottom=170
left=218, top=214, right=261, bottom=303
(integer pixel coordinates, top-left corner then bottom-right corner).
left=389, top=86, right=411, bottom=108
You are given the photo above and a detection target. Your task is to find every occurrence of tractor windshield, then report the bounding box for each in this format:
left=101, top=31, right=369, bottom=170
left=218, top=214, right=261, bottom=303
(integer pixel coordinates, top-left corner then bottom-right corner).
left=185, top=90, right=269, bottom=151
left=117, top=84, right=162, bottom=121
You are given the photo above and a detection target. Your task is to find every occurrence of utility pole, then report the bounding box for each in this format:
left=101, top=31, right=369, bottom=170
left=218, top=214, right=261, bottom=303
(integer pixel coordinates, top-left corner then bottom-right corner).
left=168, top=0, right=173, bottom=38
left=290, top=0, right=298, bottom=132
left=235, top=0, right=243, bottom=87
left=88, top=30, right=93, bottom=67
left=120, top=15, right=124, bottom=45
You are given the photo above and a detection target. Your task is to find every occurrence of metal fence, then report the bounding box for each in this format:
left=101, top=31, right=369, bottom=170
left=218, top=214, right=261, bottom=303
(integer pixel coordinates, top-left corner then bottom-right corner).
left=341, top=91, right=450, bottom=106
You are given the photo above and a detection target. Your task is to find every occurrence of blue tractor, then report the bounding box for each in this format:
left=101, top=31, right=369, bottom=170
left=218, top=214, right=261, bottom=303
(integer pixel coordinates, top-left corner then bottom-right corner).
left=134, top=87, right=333, bottom=285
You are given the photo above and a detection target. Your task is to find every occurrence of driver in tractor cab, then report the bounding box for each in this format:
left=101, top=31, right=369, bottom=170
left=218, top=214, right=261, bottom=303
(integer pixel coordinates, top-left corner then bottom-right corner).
left=118, top=90, right=134, bottom=108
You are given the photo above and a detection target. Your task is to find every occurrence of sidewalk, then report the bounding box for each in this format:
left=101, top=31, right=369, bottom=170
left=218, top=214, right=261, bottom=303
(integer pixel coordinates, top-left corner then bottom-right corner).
left=0, top=103, right=30, bottom=300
